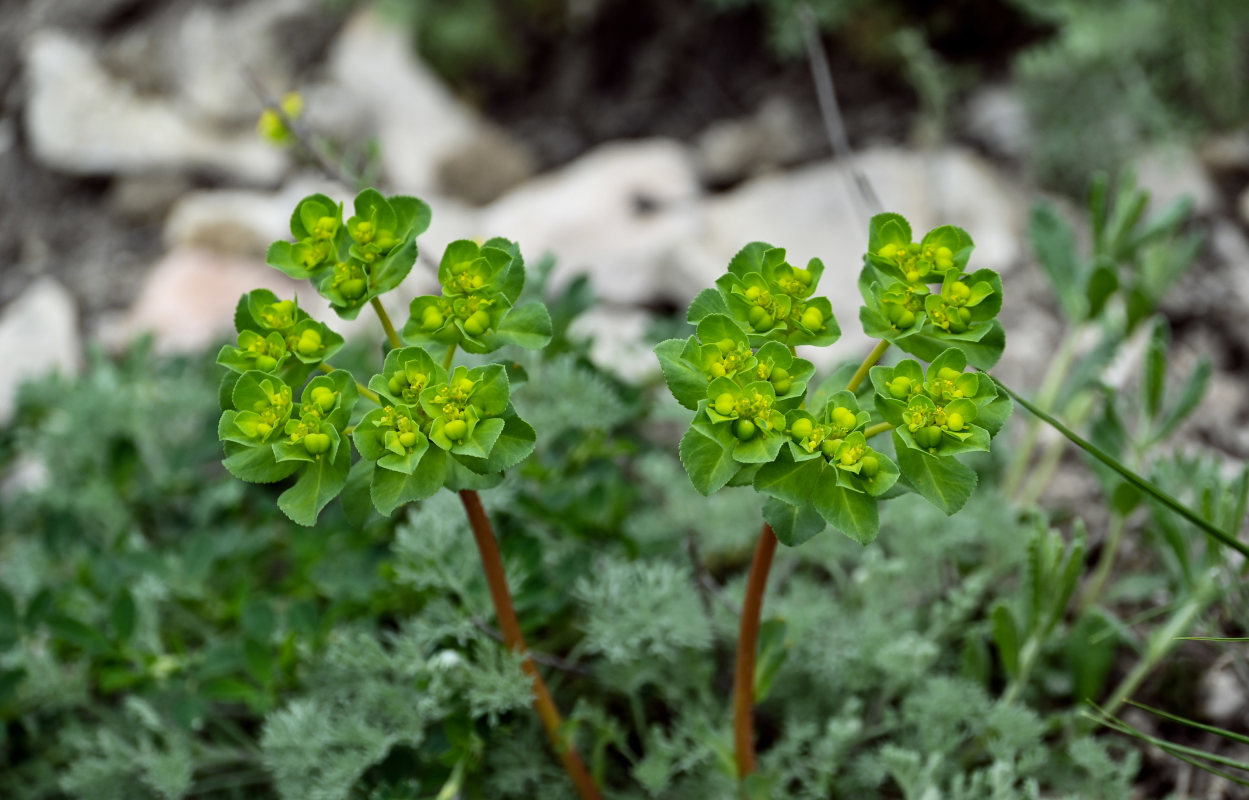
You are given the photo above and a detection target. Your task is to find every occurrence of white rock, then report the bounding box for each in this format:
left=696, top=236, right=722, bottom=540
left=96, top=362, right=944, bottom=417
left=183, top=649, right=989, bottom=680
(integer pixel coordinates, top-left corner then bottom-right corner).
left=329, top=9, right=531, bottom=200
left=0, top=278, right=81, bottom=424
left=23, top=30, right=286, bottom=182
left=963, top=84, right=1031, bottom=160
left=1202, top=664, right=1247, bottom=726
left=568, top=307, right=657, bottom=384
left=482, top=139, right=703, bottom=304
left=694, top=95, right=812, bottom=186
left=1133, top=147, right=1218, bottom=216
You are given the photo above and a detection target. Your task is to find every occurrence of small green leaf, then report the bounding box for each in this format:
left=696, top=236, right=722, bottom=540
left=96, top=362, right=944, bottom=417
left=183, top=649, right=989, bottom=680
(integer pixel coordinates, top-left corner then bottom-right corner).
left=371, top=238, right=417, bottom=295
left=1143, top=317, right=1169, bottom=421
left=110, top=590, right=136, bottom=643
left=812, top=485, right=879, bottom=545
left=372, top=448, right=446, bottom=516
left=277, top=440, right=351, bottom=526
left=754, top=455, right=822, bottom=508
left=686, top=288, right=729, bottom=323
left=868, top=213, right=912, bottom=252
left=0, top=589, right=18, bottom=649
left=679, top=425, right=738, bottom=496
left=222, top=441, right=300, bottom=484
left=753, top=619, right=790, bottom=702
left=452, top=412, right=535, bottom=474
left=1028, top=202, right=1084, bottom=319
left=1153, top=358, right=1211, bottom=442
left=763, top=497, right=826, bottom=547
left=495, top=302, right=553, bottom=350
left=341, top=458, right=376, bottom=529
left=1085, top=263, right=1119, bottom=320
left=240, top=599, right=277, bottom=642
left=893, top=431, right=977, bottom=515
left=48, top=615, right=112, bottom=655
left=991, top=603, right=1020, bottom=677
left=389, top=194, right=432, bottom=239
left=654, top=338, right=707, bottom=410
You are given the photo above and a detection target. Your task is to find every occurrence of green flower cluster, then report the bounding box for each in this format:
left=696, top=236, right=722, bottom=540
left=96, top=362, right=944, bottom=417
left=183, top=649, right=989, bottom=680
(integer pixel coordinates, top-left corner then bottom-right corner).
left=401, top=238, right=553, bottom=354
left=859, top=214, right=1006, bottom=369
left=218, top=192, right=551, bottom=526
left=658, top=221, right=1014, bottom=548
left=216, top=290, right=344, bottom=384
left=265, top=189, right=431, bottom=319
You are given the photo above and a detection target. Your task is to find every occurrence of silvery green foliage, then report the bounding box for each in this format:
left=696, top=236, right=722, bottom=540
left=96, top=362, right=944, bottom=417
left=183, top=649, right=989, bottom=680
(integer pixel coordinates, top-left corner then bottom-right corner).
left=59, top=699, right=193, bottom=800
left=512, top=353, right=631, bottom=439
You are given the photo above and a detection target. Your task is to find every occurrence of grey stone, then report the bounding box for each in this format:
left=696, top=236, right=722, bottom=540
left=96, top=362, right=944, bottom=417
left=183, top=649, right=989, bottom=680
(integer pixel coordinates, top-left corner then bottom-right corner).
left=1133, top=147, right=1218, bottom=216
left=963, top=84, right=1031, bottom=160
left=24, top=30, right=286, bottom=182
left=482, top=139, right=702, bottom=305
left=694, top=95, right=814, bottom=186
left=0, top=278, right=81, bottom=424
left=437, top=126, right=539, bottom=207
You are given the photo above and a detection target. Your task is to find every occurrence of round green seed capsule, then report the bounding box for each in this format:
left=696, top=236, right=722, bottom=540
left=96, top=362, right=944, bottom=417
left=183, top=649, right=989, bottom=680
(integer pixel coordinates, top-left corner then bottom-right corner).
left=896, top=309, right=916, bottom=328
left=906, top=270, right=921, bottom=283
left=255, top=422, right=271, bottom=436
left=771, top=366, right=789, bottom=383
left=821, top=437, right=842, bottom=458
left=800, top=306, right=824, bottom=331
left=398, top=431, right=419, bottom=448
left=773, top=379, right=792, bottom=395
left=946, top=412, right=965, bottom=432
left=949, top=282, right=971, bottom=301
left=793, top=268, right=812, bottom=286
left=456, top=378, right=475, bottom=393
left=936, top=246, right=953, bottom=260
left=831, top=407, right=858, bottom=430
left=388, top=376, right=405, bottom=395
left=303, top=433, right=331, bottom=455
left=747, top=305, right=768, bottom=325
left=716, top=338, right=736, bottom=354
left=734, top=419, right=757, bottom=441
left=421, top=307, right=444, bottom=331
left=255, top=355, right=277, bottom=371
left=935, top=257, right=954, bottom=271
left=310, top=386, right=335, bottom=412
left=888, top=376, right=912, bottom=399
left=713, top=392, right=735, bottom=416
left=444, top=419, right=468, bottom=441
left=790, top=417, right=814, bottom=440
left=938, top=367, right=962, bottom=382
left=958, top=307, right=972, bottom=323
left=462, top=311, right=485, bottom=336
left=709, top=362, right=727, bottom=378
left=296, top=331, right=322, bottom=356
left=340, top=278, right=366, bottom=299
left=745, top=285, right=762, bottom=301
left=918, top=425, right=943, bottom=449
left=860, top=455, right=880, bottom=478
left=879, top=244, right=898, bottom=259
left=754, top=313, right=775, bottom=332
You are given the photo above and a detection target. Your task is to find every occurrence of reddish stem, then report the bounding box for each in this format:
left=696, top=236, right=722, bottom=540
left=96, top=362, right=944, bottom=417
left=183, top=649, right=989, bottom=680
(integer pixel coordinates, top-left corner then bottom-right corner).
left=458, top=489, right=603, bottom=800
left=732, top=523, right=779, bottom=778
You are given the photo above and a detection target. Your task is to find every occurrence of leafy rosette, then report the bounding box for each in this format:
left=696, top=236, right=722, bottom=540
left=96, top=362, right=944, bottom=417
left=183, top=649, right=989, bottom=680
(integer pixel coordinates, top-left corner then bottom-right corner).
left=694, top=378, right=788, bottom=465
left=654, top=314, right=765, bottom=410
left=863, top=214, right=973, bottom=287
left=858, top=213, right=1006, bottom=369
left=402, top=238, right=553, bottom=354
left=265, top=194, right=346, bottom=281
left=369, top=346, right=446, bottom=408
left=752, top=390, right=899, bottom=546
left=217, top=370, right=357, bottom=525
left=218, top=291, right=345, bottom=403
left=692, top=242, right=840, bottom=348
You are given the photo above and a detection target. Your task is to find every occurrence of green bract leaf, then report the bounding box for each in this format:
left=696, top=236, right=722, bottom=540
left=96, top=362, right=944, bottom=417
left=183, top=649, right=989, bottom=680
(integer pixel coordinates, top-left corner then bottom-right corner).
left=868, top=213, right=912, bottom=253
left=763, top=497, right=826, bottom=547
left=655, top=338, right=707, bottom=410
left=893, top=431, right=977, bottom=515
left=494, top=302, right=554, bottom=350
left=813, top=484, right=879, bottom=545
left=686, top=287, right=730, bottom=323
left=678, top=425, right=738, bottom=496
left=277, top=436, right=351, bottom=526
left=451, top=409, right=536, bottom=474
left=370, top=346, right=447, bottom=407
left=221, top=440, right=300, bottom=484
left=371, top=447, right=446, bottom=516
left=389, top=194, right=433, bottom=239
left=292, top=194, right=342, bottom=241
left=352, top=404, right=430, bottom=474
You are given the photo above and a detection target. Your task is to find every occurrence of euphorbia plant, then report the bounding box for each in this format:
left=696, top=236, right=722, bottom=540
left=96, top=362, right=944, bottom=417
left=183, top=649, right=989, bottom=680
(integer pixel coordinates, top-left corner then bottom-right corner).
left=655, top=213, right=1013, bottom=784
left=215, top=188, right=602, bottom=800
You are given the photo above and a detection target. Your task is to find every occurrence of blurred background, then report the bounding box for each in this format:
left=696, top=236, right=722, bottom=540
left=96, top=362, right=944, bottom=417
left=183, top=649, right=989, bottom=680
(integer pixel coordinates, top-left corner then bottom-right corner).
left=2, top=0, right=1249, bottom=798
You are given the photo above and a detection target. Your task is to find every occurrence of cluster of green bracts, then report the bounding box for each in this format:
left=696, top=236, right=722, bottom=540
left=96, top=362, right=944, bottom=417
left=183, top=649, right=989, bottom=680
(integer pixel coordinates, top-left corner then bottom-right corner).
left=216, top=189, right=553, bottom=525
left=859, top=214, right=1006, bottom=369
left=656, top=215, right=1013, bottom=547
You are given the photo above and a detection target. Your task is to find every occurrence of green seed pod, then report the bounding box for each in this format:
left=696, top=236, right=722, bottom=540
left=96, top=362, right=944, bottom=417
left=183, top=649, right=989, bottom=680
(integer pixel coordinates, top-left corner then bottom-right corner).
left=256, top=421, right=272, bottom=437
left=421, top=308, right=445, bottom=332
left=341, top=278, right=366, bottom=300
left=745, top=285, right=762, bottom=301
left=879, top=244, right=898, bottom=259
left=388, top=375, right=405, bottom=395
left=793, top=268, right=813, bottom=286
left=303, top=433, right=331, bottom=455
left=860, top=455, right=880, bottom=478
left=790, top=417, right=814, bottom=440
left=444, top=419, right=468, bottom=441
left=734, top=419, right=757, bottom=441
left=310, top=386, right=335, bottom=412
left=958, top=307, right=972, bottom=324
left=935, top=257, right=954, bottom=271
left=709, top=361, right=727, bottom=378
left=821, top=437, right=842, bottom=458
left=713, top=392, right=735, bottom=416
left=296, top=332, right=322, bottom=356
left=897, top=309, right=916, bottom=328
left=949, top=282, right=971, bottom=301
left=888, top=376, right=912, bottom=400
left=747, top=305, right=768, bottom=325
left=937, top=367, right=961, bottom=382
left=771, top=366, right=789, bottom=383
left=800, top=306, right=824, bottom=331
left=831, top=407, right=858, bottom=430
left=456, top=378, right=475, bottom=394
left=255, top=355, right=278, bottom=371
left=946, top=412, right=965, bottom=432
left=918, top=425, right=943, bottom=449
left=885, top=303, right=906, bottom=323
left=906, top=270, right=921, bottom=283
left=773, top=379, right=792, bottom=395
left=716, top=338, right=736, bottom=354
left=754, top=313, right=775, bottom=332
left=398, top=431, right=419, bottom=448
left=464, top=310, right=490, bottom=336
left=936, top=246, right=953, bottom=260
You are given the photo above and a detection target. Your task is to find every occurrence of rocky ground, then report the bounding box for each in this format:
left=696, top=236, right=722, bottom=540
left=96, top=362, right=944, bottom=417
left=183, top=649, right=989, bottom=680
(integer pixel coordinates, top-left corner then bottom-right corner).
left=1, top=0, right=1247, bottom=456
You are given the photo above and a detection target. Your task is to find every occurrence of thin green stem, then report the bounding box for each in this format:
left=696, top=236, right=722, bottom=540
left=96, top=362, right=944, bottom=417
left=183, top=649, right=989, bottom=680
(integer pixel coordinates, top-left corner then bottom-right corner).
left=1080, top=513, right=1127, bottom=612
left=863, top=421, right=895, bottom=440
left=1003, top=328, right=1080, bottom=498
left=847, top=340, right=890, bottom=392
left=318, top=362, right=380, bottom=405
left=370, top=296, right=403, bottom=349
left=443, top=343, right=457, bottom=372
